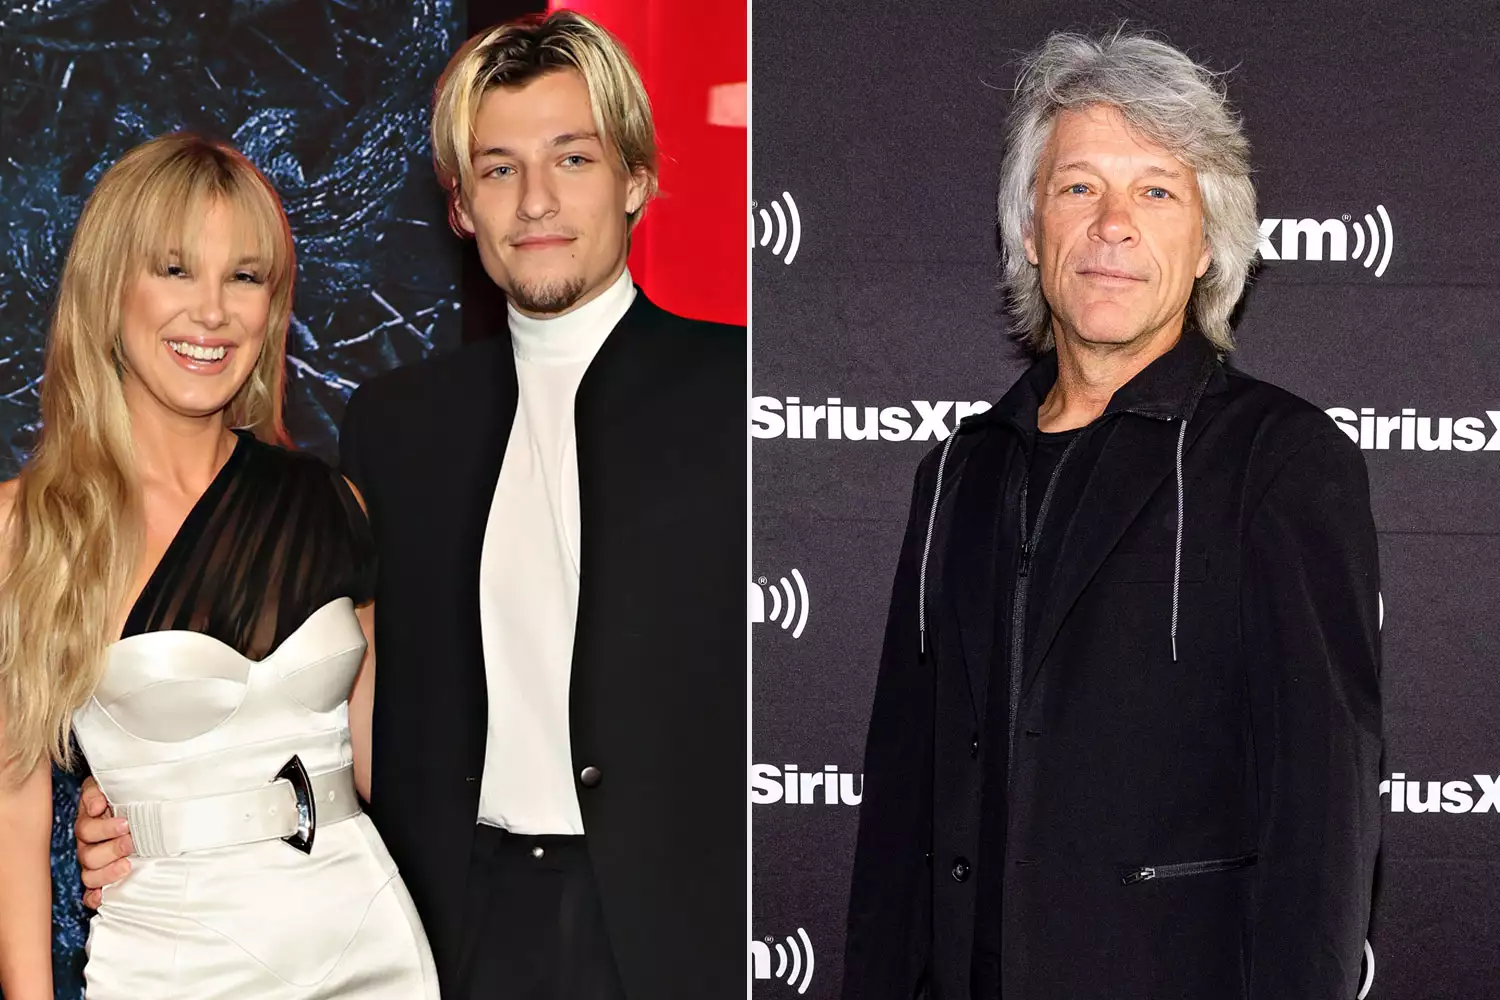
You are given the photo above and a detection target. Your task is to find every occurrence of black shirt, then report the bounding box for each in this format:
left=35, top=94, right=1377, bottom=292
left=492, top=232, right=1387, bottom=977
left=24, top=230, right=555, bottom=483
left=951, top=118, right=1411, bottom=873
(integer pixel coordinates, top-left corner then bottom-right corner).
left=973, top=424, right=1084, bottom=998
left=1025, top=427, right=1083, bottom=531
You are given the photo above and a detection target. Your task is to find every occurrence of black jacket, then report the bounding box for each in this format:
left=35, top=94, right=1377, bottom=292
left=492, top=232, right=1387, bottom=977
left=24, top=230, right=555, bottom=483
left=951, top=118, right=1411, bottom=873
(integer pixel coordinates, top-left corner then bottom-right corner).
left=843, top=331, right=1382, bottom=1000
left=339, top=292, right=745, bottom=1000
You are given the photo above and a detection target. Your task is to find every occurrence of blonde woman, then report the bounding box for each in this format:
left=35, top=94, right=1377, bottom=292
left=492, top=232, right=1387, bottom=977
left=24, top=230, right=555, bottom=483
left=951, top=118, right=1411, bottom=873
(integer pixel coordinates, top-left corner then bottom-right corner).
left=0, top=134, right=438, bottom=999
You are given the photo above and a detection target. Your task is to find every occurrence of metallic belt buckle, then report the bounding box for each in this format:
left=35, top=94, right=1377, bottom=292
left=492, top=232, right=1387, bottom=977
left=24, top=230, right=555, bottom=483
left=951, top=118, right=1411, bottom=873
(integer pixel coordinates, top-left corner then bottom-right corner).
left=275, top=755, right=316, bottom=854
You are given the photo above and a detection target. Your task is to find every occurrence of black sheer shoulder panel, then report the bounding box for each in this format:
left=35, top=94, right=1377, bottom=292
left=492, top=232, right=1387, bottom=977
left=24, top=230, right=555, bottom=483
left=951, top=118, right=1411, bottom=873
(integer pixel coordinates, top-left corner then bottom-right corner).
left=122, top=429, right=377, bottom=661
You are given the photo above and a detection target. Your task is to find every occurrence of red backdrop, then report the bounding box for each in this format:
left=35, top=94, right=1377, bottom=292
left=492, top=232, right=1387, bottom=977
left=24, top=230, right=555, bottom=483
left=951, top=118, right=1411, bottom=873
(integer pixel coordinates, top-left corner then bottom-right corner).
left=551, top=0, right=746, bottom=326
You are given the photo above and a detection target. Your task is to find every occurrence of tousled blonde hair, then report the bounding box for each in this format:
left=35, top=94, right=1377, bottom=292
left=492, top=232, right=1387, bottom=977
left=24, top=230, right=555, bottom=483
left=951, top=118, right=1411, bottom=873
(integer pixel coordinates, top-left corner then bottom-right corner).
left=0, top=133, right=295, bottom=778
left=430, top=10, right=658, bottom=235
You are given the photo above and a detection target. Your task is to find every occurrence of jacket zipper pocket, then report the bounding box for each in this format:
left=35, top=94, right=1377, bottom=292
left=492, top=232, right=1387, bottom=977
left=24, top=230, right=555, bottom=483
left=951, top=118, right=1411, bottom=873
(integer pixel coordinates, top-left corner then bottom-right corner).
left=1120, top=852, right=1257, bottom=886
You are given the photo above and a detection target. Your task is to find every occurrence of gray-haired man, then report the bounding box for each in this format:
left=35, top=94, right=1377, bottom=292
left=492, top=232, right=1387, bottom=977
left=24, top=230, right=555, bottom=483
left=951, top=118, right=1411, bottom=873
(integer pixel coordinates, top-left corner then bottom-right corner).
left=843, top=29, right=1381, bottom=1000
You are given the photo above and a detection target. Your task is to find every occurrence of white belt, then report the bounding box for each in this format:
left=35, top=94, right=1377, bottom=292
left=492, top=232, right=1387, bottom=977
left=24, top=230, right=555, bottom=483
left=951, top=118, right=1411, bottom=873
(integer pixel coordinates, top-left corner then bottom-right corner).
left=117, top=760, right=359, bottom=858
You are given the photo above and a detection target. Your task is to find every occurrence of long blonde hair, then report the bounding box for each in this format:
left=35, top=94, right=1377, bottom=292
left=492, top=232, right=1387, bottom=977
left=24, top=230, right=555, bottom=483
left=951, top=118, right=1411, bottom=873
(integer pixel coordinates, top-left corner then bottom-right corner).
left=0, top=133, right=296, bottom=778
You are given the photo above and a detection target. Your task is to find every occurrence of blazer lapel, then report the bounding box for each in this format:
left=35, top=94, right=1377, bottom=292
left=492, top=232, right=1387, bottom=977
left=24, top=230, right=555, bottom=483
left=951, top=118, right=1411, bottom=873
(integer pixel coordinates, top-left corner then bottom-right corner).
left=575, top=291, right=665, bottom=420
left=569, top=290, right=666, bottom=664
left=454, top=338, right=519, bottom=761
left=944, top=432, right=1016, bottom=726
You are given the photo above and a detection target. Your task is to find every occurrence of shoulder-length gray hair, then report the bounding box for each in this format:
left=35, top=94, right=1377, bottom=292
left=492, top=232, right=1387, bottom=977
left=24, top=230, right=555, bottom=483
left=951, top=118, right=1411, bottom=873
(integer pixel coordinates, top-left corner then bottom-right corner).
left=997, top=29, right=1259, bottom=353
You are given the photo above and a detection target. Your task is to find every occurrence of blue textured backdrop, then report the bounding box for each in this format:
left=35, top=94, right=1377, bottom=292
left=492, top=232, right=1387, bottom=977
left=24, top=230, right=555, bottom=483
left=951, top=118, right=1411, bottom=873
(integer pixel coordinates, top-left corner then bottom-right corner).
left=0, top=1, right=462, bottom=994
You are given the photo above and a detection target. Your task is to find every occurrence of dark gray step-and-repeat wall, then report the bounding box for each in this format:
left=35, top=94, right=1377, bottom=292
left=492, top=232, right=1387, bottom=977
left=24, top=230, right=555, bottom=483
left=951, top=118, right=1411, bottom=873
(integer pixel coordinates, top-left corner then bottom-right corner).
left=752, top=2, right=1499, bottom=998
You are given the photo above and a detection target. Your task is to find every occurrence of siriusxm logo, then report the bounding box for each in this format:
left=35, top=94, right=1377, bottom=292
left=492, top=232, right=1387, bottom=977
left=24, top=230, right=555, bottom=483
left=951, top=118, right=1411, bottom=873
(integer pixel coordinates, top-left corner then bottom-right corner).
left=752, top=571, right=810, bottom=639
left=1379, top=773, right=1500, bottom=813
left=752, top=764, right=864, bottom=805
left=1325, top=407, right=1500, bottom=452
left=1258, top=205, right=1394, bottom=277
left=752, top=929, right=815, bottom=994
left=752, top=396, right=992, bottom=441
left=753, top=192, right=802, bottom=265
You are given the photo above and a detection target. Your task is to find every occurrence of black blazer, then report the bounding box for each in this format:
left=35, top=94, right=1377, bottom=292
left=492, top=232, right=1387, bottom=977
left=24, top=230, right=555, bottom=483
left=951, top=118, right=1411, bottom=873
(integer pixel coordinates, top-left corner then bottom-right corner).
left=339, top=291, right=746, bottom=1000
left=845, top=334, right=1381, bottom=1000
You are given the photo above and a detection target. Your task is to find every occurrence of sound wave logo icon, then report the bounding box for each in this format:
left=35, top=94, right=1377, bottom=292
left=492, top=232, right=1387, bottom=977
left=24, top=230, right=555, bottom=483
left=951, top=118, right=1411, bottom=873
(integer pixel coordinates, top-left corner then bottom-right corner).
left=1258, top=205, right=1394, bottom=277
left=1349, top=207, right=1394, bottom=276
left=1359, top=940, right=1375, bottom=1000
left=753, top=192, right=801, bottom=265
left=750, top=570, right=810, bottom=639
left=751, top=928, right=816, bottom=994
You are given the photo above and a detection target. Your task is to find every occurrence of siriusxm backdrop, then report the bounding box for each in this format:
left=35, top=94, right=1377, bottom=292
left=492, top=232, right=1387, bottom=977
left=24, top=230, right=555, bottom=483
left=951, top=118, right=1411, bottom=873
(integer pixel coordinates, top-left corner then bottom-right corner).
left=0, top=1, right=463, bottom=994
left=752, top=2, right=1499, bottom=998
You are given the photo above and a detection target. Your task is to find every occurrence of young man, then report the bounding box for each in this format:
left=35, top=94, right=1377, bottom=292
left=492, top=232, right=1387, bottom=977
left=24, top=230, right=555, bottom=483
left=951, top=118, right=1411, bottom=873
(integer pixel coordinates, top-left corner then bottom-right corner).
left=78, top=13, right=745, bottom=1000
left=843, top=30, right=1381, bottom=1000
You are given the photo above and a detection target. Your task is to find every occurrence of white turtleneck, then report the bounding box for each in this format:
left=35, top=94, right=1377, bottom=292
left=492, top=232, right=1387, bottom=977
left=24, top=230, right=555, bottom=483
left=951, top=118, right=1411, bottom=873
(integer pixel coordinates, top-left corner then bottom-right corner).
left=476, top=268, right=636, bottom=834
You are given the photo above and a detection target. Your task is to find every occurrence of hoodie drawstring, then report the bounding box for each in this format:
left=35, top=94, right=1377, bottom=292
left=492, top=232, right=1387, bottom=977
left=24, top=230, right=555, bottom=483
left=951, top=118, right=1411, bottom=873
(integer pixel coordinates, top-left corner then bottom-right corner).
left=918, top=432, right=958, bottom=655
left=1170, top=418, right=1187, bottom=662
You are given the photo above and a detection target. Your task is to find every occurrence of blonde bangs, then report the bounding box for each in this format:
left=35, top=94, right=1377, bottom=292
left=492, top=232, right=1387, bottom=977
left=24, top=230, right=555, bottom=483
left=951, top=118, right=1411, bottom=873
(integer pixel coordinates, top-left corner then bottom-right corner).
left=431, top=28, right=493, bottom=206
left=138, top=177, right=292, bottom=289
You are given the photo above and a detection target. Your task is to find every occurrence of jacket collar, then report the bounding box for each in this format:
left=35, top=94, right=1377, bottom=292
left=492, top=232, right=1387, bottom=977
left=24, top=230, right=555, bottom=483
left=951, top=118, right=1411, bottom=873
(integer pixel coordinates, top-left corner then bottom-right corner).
left=941, top=326, right=1224, bottom=725
left=980, top=326, right=1224, bottom=435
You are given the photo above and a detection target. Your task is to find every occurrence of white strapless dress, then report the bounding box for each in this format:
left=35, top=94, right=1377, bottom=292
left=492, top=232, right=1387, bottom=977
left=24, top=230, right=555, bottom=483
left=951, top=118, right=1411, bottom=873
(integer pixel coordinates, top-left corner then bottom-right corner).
left=72, top=597, right=439, bottom=999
